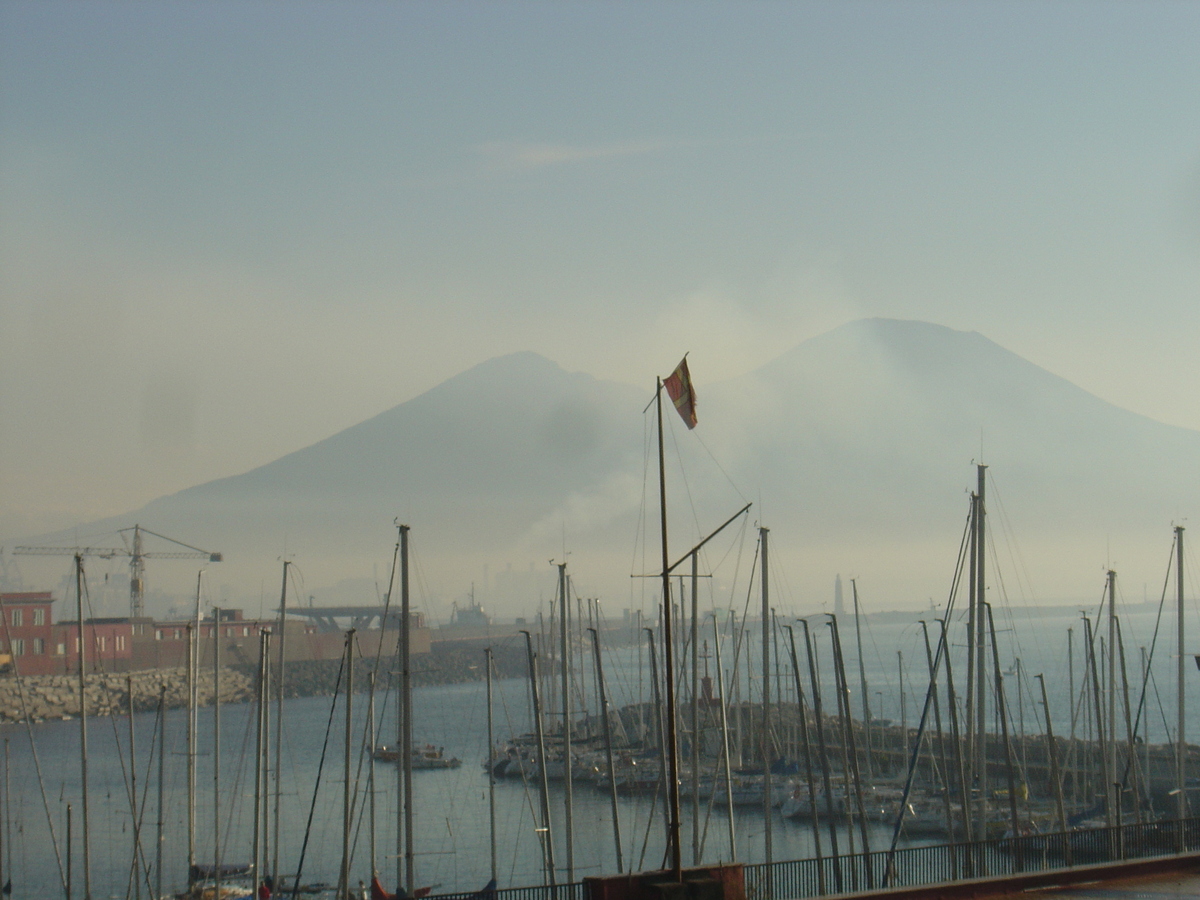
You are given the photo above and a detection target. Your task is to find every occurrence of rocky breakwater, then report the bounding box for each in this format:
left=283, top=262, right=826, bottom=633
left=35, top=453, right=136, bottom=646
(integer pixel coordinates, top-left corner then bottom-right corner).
left=0, top=640, right=531, bottom=721
left=0, top=667, right=255, bottom=722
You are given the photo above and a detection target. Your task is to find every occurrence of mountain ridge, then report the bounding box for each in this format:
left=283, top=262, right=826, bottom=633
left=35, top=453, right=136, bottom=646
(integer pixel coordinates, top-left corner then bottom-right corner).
left=8, top=318, right=1197, bottom=615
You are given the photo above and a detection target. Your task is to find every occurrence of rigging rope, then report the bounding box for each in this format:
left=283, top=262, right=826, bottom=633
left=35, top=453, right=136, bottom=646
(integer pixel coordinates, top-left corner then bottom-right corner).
left=289, top=649, right=345, bottom=900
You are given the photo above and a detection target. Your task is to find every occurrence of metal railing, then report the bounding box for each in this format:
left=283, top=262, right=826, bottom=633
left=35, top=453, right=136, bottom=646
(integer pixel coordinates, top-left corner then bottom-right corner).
left=427, top=881, right=587, bottom=900
left=744, top=815, right=1200, bottom=900
left=421, top=817, right=1200, bottom=900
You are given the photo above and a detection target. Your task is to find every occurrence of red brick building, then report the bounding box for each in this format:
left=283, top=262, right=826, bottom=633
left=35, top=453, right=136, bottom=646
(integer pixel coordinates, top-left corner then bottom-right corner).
left=0, top=593, right=56, bottom=675
left=0, top=593, right=429, bottom=675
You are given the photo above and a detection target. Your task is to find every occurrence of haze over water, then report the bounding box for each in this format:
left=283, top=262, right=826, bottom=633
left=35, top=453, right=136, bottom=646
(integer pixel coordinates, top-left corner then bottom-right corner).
left=7, top=604, right=1196, bottom=898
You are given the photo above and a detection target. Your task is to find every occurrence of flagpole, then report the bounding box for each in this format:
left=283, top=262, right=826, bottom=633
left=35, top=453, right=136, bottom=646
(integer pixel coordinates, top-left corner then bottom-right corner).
left=657, top=376, right=683, bottom=881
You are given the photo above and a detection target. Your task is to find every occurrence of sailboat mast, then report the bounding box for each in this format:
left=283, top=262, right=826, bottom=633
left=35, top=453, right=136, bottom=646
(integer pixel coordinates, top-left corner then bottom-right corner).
left=1036, top=674, right=1069, bottom=860
left=485, top=648, right=498, bottom=883
left=801, top=618, right=842, bottom=892
left=523, top=630, right=556, bottom=886
left=1176, top=525, right=1186, bottom=823
left=1106, top=569, right=1118, bottom=826
left=646, top=626, right=669, bottom=852
left=252, top=630, right=269, bottom=898
left=589, top=627, right=625, bottom=873
left=783, top=625, right=820, bottom=885
left=558, top=562, right=574, bottom=882
left=984, top=602, right=1022, bottom=865
left=714, top=615, right=738, bottom=862
left=398, top=522, right=415, bottom=893
left=340, top=630, right=354, bottom=898
left=76, top=555, right=93, bottom=900
left=214, top=607, right=222, bottom=900
left=975, top=465, right=988, bottom=818
left=919, top=620, right=955, bottom=855
left=851, top=580, right=872, bottom=779
left=964, top=491, right=978, bottom=833
left=691, top=551, right=700, bottom=867
left=188, top=571, right=200, bottom=877
left=127, top=675, right=141, bottom=900
left=272, top=561, right=288, bottom=883
left=368, top=672, right=377, bottom=878
left=830, top=614, right=872, bottom=882
left=759, top=526, right=772, bottom=867
left=656, top=377, right=683, bottom=880
left=156, top=684, right=166, bottom=900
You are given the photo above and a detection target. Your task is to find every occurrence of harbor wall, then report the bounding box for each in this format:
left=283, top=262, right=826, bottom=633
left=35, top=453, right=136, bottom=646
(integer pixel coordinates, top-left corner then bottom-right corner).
left=0, top=634, right=531, bottom=721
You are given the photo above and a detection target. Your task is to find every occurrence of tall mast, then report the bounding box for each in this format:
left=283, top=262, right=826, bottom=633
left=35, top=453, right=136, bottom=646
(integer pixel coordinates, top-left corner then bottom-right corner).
left=801, top=618, right=842, bottom=892
left=656, top=378, right=683, bottom=879
left=646, top=626, right=669, bottom=853
left=783, top=625, right=820, bottom=885
left=398, top=523, right=414, bottom=892
left=1106, top=569, right=1118, bottom=826
left=213, top=607, right=222, bottom=900
left=589, top=627, right=625, bottom=873
left=851, top=580, right=872, bottom=779
left=985, top=602, right=1022, bottom=868
left=1067, top=626, right=1076, bottom=810
left=76, top=555, right=93, bottom=900
left=128, top=675, right=141, bottom=900
left=156, top=683, right=166, bottom=900
left=189, top=570, right=201, bottom=878
left=367, top=671, right=377, bottom=879
left=522, top=630, right=556, bottom=886
left=252, top=630, right=269, bottom=898
left=186, top=616, right=196, bottom=877
left=964, top=492, right=978, bottom=827
left=1176, top=525, right=1186, bottom=824
left=919, top=620, right=954, bottom=857
left=714, top=615, right=738, bottom=862
left=759, top=526, right=772, bottom=867
left=485, top=648, right=497, bottom=883
left=1036, top=673, right=1069, bottom=863
left=975, top=464, right=988, bottom=820
left=1083, top=616, right=1106, bottom=816
left=557, top=562, right=574, bottom=882
left=340, top=630, right=354, bottom=898
left=691, top=551, right=700, bottom=866
left=830, top=614, right=871, bottom=884
left=272, top=561, right=288, bottom=883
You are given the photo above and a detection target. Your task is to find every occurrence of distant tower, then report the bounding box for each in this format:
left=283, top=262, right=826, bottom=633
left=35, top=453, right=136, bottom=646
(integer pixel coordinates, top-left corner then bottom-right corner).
left=834, top=574, right=846, bottom=618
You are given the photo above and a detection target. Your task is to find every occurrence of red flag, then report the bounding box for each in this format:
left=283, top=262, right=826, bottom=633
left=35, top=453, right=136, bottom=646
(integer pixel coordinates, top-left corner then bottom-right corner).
left=663, top=357, right=697, bottom=429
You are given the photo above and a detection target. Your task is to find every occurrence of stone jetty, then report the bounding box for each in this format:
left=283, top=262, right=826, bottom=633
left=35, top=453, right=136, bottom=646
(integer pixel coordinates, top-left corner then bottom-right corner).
left=0, top=636, right=530, bottom=722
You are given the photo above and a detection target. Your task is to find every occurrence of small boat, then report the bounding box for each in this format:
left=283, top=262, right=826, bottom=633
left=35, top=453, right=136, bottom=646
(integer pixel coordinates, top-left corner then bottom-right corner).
left=374, top=743, right=462, bottom=769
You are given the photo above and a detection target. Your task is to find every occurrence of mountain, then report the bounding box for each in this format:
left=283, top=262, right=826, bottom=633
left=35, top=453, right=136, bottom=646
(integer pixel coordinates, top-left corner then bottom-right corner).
left=11, top=320, right=1200, bottom=616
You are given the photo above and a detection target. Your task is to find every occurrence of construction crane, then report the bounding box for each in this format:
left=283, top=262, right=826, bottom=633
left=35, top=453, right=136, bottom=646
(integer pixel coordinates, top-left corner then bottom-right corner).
left=14, top=524, right=222, bottom=619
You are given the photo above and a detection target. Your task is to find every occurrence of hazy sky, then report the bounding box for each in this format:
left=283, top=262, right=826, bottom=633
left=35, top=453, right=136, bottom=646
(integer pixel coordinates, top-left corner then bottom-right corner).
left=2, top=1, right=1198, bottom=542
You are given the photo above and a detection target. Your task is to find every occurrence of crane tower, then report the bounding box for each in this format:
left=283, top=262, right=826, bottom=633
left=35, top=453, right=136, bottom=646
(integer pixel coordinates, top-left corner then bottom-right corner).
left=14, top=524, right=222, bottom=619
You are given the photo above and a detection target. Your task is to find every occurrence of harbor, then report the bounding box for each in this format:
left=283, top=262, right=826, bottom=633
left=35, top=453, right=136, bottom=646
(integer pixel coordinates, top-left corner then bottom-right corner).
left=4, top=589, right=1200, bottom=899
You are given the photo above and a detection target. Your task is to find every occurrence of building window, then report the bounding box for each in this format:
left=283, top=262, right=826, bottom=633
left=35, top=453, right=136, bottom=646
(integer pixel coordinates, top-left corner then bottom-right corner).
left=56, top=643, right=65, bottom=656
left=11, top=639, right=23, bottom=656
left=32, top=638, right=44, bottom=655
left=174, top=629, right=181, bottom=640
left=10, top=610, right=21, bottom=628
left=242, top=626, right=249, bottom=637
left=98, top=636, right=106, bottom=652
left=116, top=635, right=126, bottom=651
left=156, top=630, right=163, bottom=641
left=33, top=609, right=44, bottom=626
left=74, top=637, right=80, bottom=652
